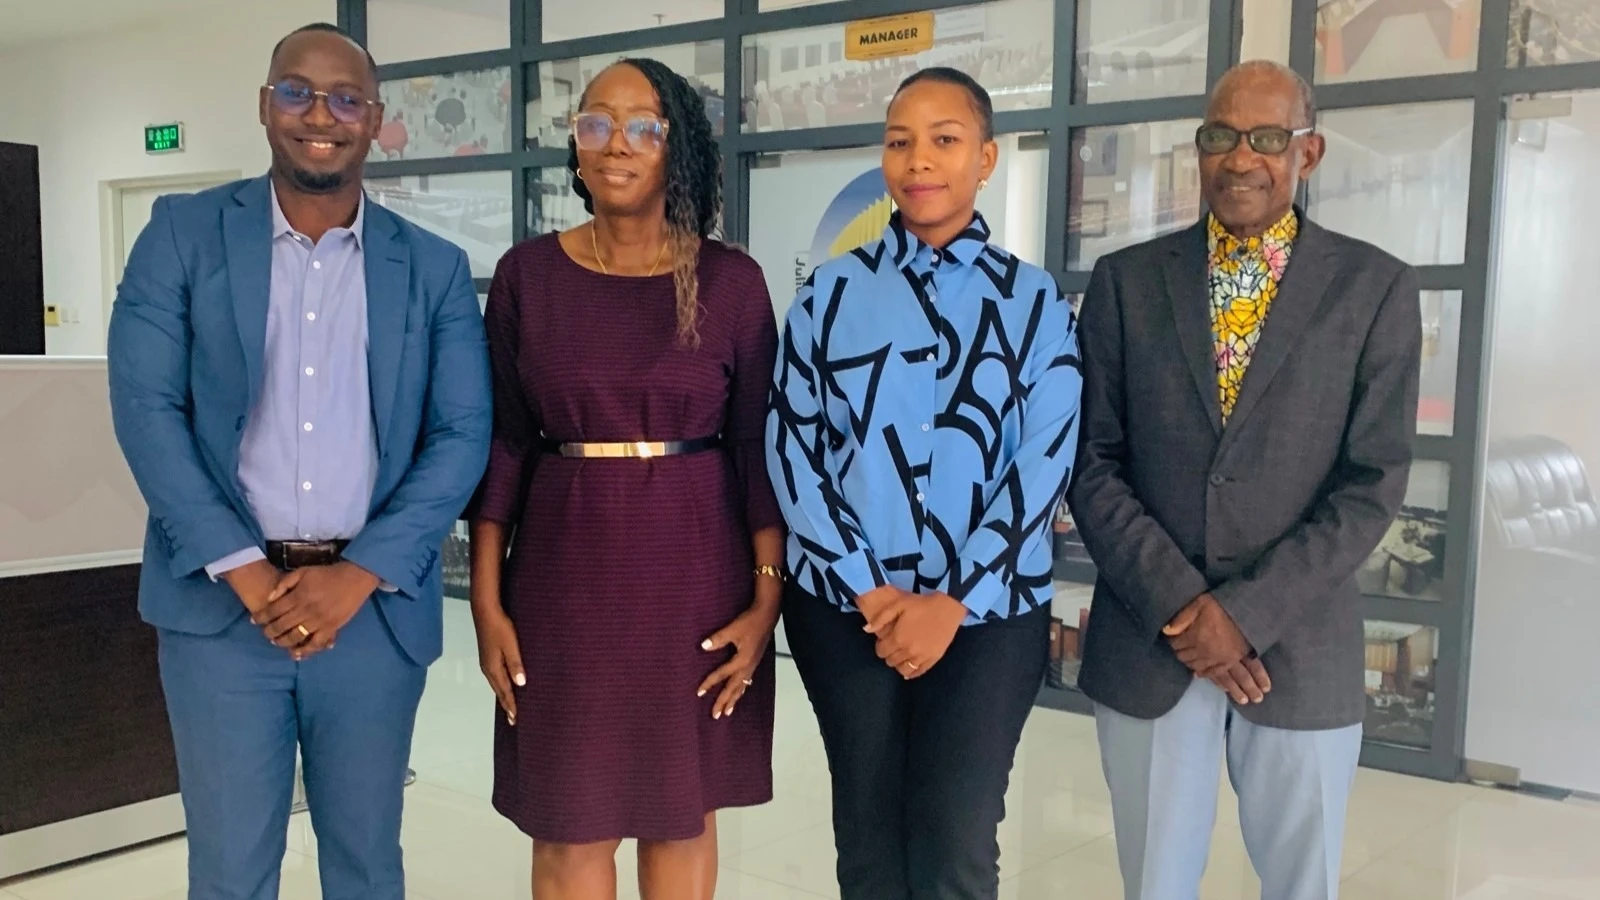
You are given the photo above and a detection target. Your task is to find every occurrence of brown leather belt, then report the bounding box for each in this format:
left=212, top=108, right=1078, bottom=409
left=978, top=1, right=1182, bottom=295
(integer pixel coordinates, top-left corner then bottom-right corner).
left=539, top=435, right=721, bottom=459
left=266, top=540, right=349, bottom=570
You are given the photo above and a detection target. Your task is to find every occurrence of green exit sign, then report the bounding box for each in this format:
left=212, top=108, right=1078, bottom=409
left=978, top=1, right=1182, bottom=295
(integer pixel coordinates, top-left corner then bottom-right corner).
left=144, top=123, right=184, bottom=154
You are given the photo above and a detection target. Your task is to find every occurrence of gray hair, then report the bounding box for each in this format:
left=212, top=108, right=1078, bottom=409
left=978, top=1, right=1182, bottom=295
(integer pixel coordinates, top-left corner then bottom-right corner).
left=1212, top=60, right=1317, bottom=128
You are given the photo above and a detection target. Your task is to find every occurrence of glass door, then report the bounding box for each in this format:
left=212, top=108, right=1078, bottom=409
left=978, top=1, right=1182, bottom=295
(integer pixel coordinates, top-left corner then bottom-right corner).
left=1468, top=87, right=1600, bottom=795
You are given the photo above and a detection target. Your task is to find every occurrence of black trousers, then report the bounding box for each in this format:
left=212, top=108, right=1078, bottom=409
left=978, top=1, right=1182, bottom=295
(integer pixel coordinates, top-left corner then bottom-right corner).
left=783, top=585, right=1049, bottom=900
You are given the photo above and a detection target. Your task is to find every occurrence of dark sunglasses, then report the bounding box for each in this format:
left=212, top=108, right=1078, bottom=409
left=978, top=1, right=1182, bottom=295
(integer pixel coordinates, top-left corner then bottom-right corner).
left=1195, top=124, right=1314, bottom=156
left=571, top=111, right=670, bottom=153
left=264, top=80, right=378, bottom=124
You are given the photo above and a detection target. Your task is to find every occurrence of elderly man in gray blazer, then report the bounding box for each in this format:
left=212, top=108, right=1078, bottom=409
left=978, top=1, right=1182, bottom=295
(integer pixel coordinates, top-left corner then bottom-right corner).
left=1068, top=60, right=1421, bottom=900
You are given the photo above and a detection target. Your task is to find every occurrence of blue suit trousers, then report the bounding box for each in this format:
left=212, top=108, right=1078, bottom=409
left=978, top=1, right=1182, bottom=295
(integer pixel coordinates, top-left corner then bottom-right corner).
left=158, top=601, right=425, bottom=900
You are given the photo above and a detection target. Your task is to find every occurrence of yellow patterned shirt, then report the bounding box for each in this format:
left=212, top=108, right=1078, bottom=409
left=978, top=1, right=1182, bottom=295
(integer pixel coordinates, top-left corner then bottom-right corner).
left=1207, top=210, right=1299, bottom=422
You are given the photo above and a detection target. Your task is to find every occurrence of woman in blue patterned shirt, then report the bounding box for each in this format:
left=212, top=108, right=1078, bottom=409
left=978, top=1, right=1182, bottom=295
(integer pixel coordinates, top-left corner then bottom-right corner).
left=765, top=68, right=1083, bottom=899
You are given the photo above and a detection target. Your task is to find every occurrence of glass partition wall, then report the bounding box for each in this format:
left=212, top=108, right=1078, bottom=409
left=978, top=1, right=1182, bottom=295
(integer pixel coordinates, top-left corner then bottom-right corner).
left=338, top=0, right=1600, bottom=782
left=1283, top=0, right=1600, bottom=783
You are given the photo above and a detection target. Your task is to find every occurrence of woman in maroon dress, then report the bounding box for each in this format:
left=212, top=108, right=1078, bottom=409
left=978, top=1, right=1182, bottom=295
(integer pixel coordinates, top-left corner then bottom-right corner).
left=467, top=58, right=785, bottom=899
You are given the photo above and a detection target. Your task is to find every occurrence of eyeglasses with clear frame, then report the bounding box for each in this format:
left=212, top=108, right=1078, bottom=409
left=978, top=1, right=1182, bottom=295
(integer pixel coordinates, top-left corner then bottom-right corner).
left=263, top=80, right=379, bottom=124
left=569, top=111, right=670, bottom=153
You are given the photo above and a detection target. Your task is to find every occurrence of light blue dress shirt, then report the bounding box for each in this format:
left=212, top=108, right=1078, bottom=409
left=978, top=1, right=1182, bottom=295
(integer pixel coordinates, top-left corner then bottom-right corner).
left=766, top=212, right=1083, bottom=623
left=206, top=186, right=378, bottom=577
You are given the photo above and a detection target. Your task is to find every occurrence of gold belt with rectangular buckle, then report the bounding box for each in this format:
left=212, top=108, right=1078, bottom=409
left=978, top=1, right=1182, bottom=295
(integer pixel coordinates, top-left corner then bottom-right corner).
left=540, top=436, right=720, bottom=459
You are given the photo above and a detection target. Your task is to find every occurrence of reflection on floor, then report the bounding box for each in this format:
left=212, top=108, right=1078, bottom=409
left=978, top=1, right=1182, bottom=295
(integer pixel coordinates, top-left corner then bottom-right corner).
left=5, top=602, right=1600, bottom=899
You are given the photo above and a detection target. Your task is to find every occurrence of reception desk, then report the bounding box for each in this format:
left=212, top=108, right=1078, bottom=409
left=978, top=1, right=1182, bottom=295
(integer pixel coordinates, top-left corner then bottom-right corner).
left=0, top=356, right=183, bottom=878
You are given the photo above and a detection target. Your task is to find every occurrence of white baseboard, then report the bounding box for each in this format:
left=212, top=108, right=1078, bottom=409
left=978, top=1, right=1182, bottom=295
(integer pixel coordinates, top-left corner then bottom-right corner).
left=0, top=794, right=185, bottom=880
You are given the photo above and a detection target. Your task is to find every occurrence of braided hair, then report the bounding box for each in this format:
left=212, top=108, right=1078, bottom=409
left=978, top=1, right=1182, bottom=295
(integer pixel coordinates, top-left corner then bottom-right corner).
left=568, top=58, right=722, bottom=347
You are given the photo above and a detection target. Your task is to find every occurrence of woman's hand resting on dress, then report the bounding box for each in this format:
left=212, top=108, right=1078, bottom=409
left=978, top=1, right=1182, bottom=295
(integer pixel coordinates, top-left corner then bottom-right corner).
left=697, top=584, right=781, bottom=720
left=474, top=607, right=526, bottom=726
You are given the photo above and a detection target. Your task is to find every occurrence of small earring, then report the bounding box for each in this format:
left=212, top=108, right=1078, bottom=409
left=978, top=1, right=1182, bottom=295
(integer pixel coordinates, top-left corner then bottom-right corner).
left=979, top=178, right=989, bottom=191
left=575, top=167, right=585, bottom=182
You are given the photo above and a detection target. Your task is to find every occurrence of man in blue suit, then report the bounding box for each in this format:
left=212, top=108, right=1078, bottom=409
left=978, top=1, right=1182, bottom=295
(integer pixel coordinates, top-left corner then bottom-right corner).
left=106, top=23, right=491, bottom=900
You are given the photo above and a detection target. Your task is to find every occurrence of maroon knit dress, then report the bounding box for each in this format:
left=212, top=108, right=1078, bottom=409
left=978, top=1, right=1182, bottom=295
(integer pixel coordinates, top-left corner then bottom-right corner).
left=471, top=233, right=782, bottom=844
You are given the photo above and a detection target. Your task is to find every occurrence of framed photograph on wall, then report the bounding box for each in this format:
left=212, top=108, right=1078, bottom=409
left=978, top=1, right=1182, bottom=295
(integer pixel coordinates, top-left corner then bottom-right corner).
left=1076, top=199, right=1109, bottom=237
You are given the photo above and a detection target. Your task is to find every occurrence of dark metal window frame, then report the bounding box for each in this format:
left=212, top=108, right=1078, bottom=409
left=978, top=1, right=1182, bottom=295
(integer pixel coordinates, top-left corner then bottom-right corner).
left=336, top=0, right=1600, bottom=781
left=1281, top=0, right=1600, bottom=781
left=344, top=0, right=1240, bottom=306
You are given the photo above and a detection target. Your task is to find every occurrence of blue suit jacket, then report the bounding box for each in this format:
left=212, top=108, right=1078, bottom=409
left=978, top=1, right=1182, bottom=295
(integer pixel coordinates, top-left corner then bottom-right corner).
left=107, top=176, right=492, bottom=666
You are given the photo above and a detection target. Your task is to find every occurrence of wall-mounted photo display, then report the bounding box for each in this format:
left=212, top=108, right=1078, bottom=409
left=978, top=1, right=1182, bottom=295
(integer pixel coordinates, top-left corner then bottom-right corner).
left=365, top=171, right=515, bottom=278
left=441, top=520, right=471, bottom=602
left=1047, top=494, right=1095, bottom=692
left=1073, top=0, right=1210, bottom=103
left=1309, top=100, right=1474, bottom=267
left=370, top=68, right=513, bottom=162
left=1363, top=619, right=1439, bottom=749
left=1066, top=118, right=1204, bottom=270
left=527, top=167, right=591, bottom=235
left=1052, top=494, right=1093, bottom=573
left=1418, top=291, right=1463, bottom=436
left=1314, top=0, right=1482, bottom=84
left=1508, top=0, right=1600, bottom=68
left=527, top=40, right=728, bottom=148
left=741, top=0, right=1054, bottom=133
left=1046, top=585, right=1094, bottom=692
left=1357, top=460, right=1451, bottom=601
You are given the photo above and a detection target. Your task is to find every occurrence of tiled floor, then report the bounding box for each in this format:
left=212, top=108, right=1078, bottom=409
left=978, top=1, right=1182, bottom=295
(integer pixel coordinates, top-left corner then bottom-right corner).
left=7, top=603, right=1600, bottom=899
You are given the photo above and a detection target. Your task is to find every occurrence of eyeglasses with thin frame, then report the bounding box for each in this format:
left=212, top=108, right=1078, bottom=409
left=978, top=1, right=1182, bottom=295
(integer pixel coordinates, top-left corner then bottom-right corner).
left=570, top=111, right=670, bottom=153
left=1195, top=124, right=1314, bottom=156
left=264, top=80, right=379, bottom=124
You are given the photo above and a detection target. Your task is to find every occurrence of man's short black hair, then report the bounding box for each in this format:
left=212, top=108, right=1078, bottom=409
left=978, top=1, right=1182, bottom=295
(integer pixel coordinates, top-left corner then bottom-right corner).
left=269, top=23, right=378, bottom=81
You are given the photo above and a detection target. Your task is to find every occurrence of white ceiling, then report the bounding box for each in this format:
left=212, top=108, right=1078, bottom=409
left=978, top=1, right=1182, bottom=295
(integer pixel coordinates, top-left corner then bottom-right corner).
left=0, top=0, right=229, bottom=48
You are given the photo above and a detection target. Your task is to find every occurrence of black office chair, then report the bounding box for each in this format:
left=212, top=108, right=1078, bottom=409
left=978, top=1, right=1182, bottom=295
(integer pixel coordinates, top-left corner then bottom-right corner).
left=1482, top=434, right=1600, bottom=581
left=1474, top=435, right=1600, bottom=757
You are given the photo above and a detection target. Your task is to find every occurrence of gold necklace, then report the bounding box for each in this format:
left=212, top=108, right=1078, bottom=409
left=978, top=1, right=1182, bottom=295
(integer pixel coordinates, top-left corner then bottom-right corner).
left=592, top=224, right=667, bottom=277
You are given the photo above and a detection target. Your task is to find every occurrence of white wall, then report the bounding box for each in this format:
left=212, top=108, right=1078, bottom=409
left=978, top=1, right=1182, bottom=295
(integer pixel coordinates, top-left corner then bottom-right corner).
left=0, top=0, right=333, bottom=356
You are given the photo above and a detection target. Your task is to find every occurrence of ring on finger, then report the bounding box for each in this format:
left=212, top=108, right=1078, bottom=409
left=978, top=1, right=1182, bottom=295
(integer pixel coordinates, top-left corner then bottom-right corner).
left=905, top=661, right=920, bottom=671
left=742, top=678, right=754, bottom=686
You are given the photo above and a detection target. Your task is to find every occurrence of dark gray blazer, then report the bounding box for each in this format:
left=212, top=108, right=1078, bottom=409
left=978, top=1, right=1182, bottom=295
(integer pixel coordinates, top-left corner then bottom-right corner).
left=1068, top=213, right=1421, bottom=730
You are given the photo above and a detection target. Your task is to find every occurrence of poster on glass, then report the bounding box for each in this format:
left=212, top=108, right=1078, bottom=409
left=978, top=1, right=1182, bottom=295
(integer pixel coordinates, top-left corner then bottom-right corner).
left=1046, top=496, right=1095, bottom=691
left=441, top=520, right=471, bottom=602
left=1363, top=619, right=1437, bottom=748
left=1357, top=460, right=1449, bottom=601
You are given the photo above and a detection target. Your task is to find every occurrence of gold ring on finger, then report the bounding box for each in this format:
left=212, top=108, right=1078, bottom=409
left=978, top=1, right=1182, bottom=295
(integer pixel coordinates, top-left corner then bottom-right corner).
left=905, top=661, right=919, bottom=671
left=296, top=625, right=311, bottom=638
left=742, top=678, right=754, bottom=686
